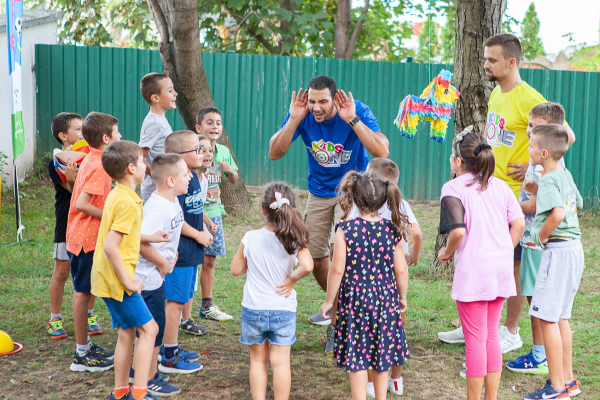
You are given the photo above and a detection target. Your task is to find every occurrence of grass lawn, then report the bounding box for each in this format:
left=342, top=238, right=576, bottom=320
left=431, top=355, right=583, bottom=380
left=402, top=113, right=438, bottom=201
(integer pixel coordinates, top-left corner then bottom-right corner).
left=0, top=172, right=599, bottom=399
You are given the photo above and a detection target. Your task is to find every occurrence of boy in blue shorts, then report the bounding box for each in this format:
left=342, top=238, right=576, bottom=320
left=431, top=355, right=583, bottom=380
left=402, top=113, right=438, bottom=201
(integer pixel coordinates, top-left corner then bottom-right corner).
left=160, top=130, right=213, bottom=374
left=524, top=124, right=584, bottom=400
left=194, top=107, right=238, bottom=321
left=91, top=141, right=159, bottom=400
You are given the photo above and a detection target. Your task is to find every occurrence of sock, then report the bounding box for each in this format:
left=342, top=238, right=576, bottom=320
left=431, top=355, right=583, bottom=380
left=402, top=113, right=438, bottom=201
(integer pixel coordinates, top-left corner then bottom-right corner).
left=114, top=386, right=129, bottom=399
left=131, top=384, right=148, bottom=400
left=76, top=342, right=91, bottom=356
left=164, top=343, right=178, bottom=359
left=50, top=313, right=62, bottom=321
left=88, top=309, right=94, bottom=316
left=532, top=344, right=546, bottom=362
left=87, top=336, right=92, bottom=346
left=367, top=382, right=374, bottom=389
left=201, top=298, right=213, bottom=308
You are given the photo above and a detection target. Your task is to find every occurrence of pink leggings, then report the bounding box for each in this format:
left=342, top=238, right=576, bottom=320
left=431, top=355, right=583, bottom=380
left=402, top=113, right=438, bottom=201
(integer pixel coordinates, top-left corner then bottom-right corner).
left=456, top=297, right=505, bottom=377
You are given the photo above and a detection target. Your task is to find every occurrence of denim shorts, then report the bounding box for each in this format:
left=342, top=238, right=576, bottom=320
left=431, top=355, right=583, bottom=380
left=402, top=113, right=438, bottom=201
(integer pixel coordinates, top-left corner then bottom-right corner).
left=103, top=292, right=153, bottom=330
left=165, top=265, right=197, bottom=303
left=205, top=216, right=226, bottom=257
left=239, top=308, right=296, bottom=346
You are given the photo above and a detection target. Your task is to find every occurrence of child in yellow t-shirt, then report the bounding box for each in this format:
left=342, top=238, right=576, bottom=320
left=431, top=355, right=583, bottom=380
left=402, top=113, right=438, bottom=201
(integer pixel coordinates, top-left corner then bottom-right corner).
left=91, top=141, right=161, bottom=400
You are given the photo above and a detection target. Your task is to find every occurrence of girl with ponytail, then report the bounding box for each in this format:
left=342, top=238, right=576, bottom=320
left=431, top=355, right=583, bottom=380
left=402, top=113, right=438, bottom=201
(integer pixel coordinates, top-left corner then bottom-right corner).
left=438, top=127, right=525, bottom=400
left=231, top=183, right=313, bottom=400
left=321, top=170, right=410, bottom=399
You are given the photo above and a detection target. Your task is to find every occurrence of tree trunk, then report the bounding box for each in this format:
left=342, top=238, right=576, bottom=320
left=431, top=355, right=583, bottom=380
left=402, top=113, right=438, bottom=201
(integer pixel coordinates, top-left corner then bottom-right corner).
left=334, top=0, right=370, bottom=59
left=430, top=0, right=506, bottom=278
left=146, top=0, right=253, bottom=216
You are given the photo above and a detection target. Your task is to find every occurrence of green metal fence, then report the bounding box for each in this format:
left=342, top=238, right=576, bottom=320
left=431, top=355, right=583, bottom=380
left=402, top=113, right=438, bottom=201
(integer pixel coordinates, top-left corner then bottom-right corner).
left=35, top=45, right=600, bottom=204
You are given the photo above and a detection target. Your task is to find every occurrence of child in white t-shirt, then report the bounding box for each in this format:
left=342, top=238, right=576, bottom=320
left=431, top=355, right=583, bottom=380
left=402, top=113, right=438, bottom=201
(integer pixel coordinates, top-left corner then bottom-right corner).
left=231, top=183, right=313, bottom=400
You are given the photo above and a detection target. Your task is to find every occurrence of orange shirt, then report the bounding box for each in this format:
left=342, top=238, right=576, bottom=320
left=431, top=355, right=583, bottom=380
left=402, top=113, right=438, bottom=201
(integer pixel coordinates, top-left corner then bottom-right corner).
left=66, top=147, right=112, bottom=255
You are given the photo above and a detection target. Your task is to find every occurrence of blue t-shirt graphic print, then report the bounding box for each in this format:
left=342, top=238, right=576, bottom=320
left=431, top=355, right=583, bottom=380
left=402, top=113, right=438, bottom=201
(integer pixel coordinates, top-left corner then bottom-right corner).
left=176, top=170, right=205, bottom=267
left=280, top=100, right=381, bottom=198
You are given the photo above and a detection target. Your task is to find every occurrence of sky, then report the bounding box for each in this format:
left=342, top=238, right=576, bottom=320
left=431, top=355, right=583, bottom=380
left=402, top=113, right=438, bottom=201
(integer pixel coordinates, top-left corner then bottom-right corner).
left=402, top=0, right=600, bottom=55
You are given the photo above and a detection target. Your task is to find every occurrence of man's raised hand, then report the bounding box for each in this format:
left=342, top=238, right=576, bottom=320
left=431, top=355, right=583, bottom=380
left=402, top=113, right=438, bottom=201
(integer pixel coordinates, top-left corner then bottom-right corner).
left=289, top=88, right=309, bottom=121
left=334, top=89, right=357, bottom=123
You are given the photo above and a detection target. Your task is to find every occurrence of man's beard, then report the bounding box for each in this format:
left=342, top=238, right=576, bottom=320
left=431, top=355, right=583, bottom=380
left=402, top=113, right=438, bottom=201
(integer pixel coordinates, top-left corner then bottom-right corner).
left=486, top=73, right=498, bottom=82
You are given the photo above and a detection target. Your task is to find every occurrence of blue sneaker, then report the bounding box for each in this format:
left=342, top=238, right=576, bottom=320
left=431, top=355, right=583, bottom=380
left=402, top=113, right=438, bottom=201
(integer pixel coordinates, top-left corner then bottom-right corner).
left=158, top=345, right=199, bottom=362
left=506, top=350, right=548, bottom=374
left=148, top=375, right=181, bottom=397
left=158, top=353, right=203, bottom=374
left=129, top=368, right=169, bottom=384
left=524, top=381, right=570, bottom=399
left=544, top=379, right=582, bottom=397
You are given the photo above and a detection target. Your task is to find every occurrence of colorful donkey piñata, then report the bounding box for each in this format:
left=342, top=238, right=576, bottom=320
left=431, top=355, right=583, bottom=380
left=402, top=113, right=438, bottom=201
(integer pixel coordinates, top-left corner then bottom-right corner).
left=394, top=69, right=460, bottom=143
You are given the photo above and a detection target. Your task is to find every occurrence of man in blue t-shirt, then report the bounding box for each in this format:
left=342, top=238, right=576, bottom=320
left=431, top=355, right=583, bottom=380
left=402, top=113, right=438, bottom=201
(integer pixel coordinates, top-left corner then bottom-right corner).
left=269, top=75, right=389, bottom=331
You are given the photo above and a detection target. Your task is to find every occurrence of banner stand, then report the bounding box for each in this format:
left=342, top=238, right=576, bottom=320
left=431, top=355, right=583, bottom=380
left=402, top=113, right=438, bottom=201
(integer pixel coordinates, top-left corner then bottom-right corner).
left=2, top=161, right=40, bottom=247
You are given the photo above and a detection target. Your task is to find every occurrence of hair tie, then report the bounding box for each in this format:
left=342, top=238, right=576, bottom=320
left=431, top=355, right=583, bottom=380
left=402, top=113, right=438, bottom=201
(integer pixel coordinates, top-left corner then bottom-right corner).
left=269, top=191, right=290, bottom=210
left=453, top=125, right=474, bottom=159
left=384, top=180, right=389, bottom=187
left=474, top=143, right=492, bottom=156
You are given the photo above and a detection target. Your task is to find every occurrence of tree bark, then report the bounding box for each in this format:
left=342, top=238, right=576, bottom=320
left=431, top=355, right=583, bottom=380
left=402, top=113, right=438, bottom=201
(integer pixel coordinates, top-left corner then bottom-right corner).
left=430, top=0, right=507, bottom=278
left=334, top=0, right=370, bottom=59
left=146, top=0, right=253, bottom=215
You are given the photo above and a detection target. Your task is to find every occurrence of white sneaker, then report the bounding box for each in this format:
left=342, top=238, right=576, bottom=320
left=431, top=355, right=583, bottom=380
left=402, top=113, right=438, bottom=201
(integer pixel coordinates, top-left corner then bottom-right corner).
left=388, top=376, right=404, bottom=395
left=437, top=326, right=465, bottom=344
left=499, top=325, right=523, bottom=353
left=459, top=369, right=466, bottom=379
left=199, top=305, right=233, bottom=321
left=366, top=382, right=375, bottom=398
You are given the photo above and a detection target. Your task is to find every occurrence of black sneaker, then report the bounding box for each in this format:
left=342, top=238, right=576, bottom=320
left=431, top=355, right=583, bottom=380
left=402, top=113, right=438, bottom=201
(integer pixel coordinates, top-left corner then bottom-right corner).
left=181, top=318, right=208, bottom=336
left=90, top=343, right=115, bottom=360
left=70, top=349, right=114, bottom=372
left=325, top=324, right=335, bottom=354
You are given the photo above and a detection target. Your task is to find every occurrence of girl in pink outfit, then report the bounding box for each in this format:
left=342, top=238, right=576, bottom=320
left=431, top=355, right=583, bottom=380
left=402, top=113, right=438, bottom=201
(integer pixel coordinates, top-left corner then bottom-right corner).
left=437, top=128, right=525, bottom=400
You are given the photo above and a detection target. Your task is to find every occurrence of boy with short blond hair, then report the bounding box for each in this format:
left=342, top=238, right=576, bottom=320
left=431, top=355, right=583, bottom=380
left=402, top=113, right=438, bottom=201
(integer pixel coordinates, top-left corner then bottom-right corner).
left=92, top=140, right=159, bottom=400
left=507, top=102, right=567, bottom=376
left=524, top=124, right=584, bottom=400
left=139, top=72, right=177, bottom=202
left=66, top=111, right=121, bottom=372
left=159, top=130, right=213, bottom=373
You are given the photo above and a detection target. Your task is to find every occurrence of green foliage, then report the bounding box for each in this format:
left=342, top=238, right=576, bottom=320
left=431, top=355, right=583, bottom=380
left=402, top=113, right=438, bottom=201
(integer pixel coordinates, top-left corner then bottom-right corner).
left=415, top=17, right=440, bottom=63
left=439, top=0, right=455, bottom=63
left=520, top=2, right=545, bottom=60
left=570, top=43, right=600, bottom=71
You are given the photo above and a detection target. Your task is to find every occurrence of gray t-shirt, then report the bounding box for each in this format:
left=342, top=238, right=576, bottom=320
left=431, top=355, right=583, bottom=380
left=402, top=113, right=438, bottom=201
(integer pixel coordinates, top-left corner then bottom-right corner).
left=139, top=112, right=172, bottom=202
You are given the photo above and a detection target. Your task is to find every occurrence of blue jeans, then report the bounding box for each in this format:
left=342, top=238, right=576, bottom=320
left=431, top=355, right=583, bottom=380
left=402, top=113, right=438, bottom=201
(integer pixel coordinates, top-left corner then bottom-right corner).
left=239, top=308, right=296, bottom=346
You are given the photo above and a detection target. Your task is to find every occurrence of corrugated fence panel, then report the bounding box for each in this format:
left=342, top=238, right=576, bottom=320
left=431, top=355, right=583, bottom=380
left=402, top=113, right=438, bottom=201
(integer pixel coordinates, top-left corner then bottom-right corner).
left=35, top=45, right=600, bottom=205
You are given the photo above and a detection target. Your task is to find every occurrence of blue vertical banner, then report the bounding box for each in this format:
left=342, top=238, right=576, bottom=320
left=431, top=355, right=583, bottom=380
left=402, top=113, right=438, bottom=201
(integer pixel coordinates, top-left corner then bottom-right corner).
left=6, top=0, right=25, bottom=158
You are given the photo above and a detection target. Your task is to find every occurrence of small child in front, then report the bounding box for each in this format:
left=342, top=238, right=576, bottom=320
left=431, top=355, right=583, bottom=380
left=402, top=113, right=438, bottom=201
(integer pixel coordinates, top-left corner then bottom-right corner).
left=321, top=170, right=410, bottom=400
left=524, top=124, right=584, bottom=400
left=160, top=130, right=213, bottom=374
left=231, top=183, right=313, bottom=400
left=66, top=112, right=121, bottom=372
left=131, top=153, right=191, bottom=397
left=507, top=102, right=568, bottom=375
left=91, top=141, right=158, bottom=400
left=139, top=72, right=177, bottom=203
left=195, top=107, right=239, bottom=321
left=346, top=158, right=423, bottom=397
left=437, top=128, right=525, bottom=400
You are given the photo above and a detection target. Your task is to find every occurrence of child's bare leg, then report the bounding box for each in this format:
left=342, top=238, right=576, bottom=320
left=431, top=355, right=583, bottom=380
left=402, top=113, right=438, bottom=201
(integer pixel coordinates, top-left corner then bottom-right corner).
left=87, top=295, right=96, bottom=311
left=539, top=319, right=565, bottom=390
left=164, top=301, right=184, bottom=345
left=114, top=327, right=135, bottom=388
left=367, top=369, right=373, bottom=383
left=149, top=346, right=159, bottom=378
left=200, top=256, right=216, bottom=299
left=466, top=376, right=484, bottom=400
left=182, top=298, right=193, bottom=321
left=248, top=342, right=269, bottom=400
left=483, top=371, right=501, bottom=400
left=49, top=259, right=70, bottom=314
left=270, top=344, right=291, bottom=400
left=73, top=291, right=92, bottom=345
left=371, top=370, right=389, bottom=400
left=133, top=320, right=159, bottom=387
left=390, top=365, right=403, bottom=379
left=349, top=370, right=368, bottom=400
left=528, top=297, right=544, bottom=346
left=558, top=319, right=574, bottom=382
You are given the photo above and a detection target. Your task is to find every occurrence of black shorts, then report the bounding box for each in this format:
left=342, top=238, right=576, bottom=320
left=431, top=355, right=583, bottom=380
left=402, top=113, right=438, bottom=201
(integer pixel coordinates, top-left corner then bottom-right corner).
left=68, top=250, right=94, bottom=293
left=514, top=243, right=522, bottom=261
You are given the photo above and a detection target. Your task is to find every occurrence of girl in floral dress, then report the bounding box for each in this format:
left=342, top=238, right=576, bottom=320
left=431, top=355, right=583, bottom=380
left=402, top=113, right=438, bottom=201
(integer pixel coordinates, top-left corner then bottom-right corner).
left=321, top=170, right=410, bottom=400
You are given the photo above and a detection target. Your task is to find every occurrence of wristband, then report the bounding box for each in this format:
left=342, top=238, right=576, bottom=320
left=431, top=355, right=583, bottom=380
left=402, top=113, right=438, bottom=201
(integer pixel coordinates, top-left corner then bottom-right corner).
left=348, top=116, right=361, bottom=127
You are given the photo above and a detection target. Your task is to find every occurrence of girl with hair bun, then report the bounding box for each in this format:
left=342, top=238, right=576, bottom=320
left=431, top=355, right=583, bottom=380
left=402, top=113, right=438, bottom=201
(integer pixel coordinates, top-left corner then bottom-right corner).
left=231, top=183, right=313, bottom=400
left=438, top=127, right=525, bottom=400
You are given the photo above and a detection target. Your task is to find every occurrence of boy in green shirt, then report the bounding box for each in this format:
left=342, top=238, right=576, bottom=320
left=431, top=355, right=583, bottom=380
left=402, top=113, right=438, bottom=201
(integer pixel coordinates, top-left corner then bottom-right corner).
left=524, top=124, right=584, bottom=400
left=194, top=107, right=239, bottom=321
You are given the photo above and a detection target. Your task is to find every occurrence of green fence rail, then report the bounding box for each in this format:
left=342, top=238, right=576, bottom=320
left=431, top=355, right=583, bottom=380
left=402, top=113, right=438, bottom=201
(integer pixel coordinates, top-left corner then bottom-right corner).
left=35, top=45, right=600, bottom=205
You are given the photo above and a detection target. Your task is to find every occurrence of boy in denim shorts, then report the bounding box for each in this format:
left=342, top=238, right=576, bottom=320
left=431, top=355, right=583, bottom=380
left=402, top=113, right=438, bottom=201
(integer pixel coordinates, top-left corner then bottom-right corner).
left=524, top=124, right=584, bottom=400
left=91, top=141, right=158, bottom=400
